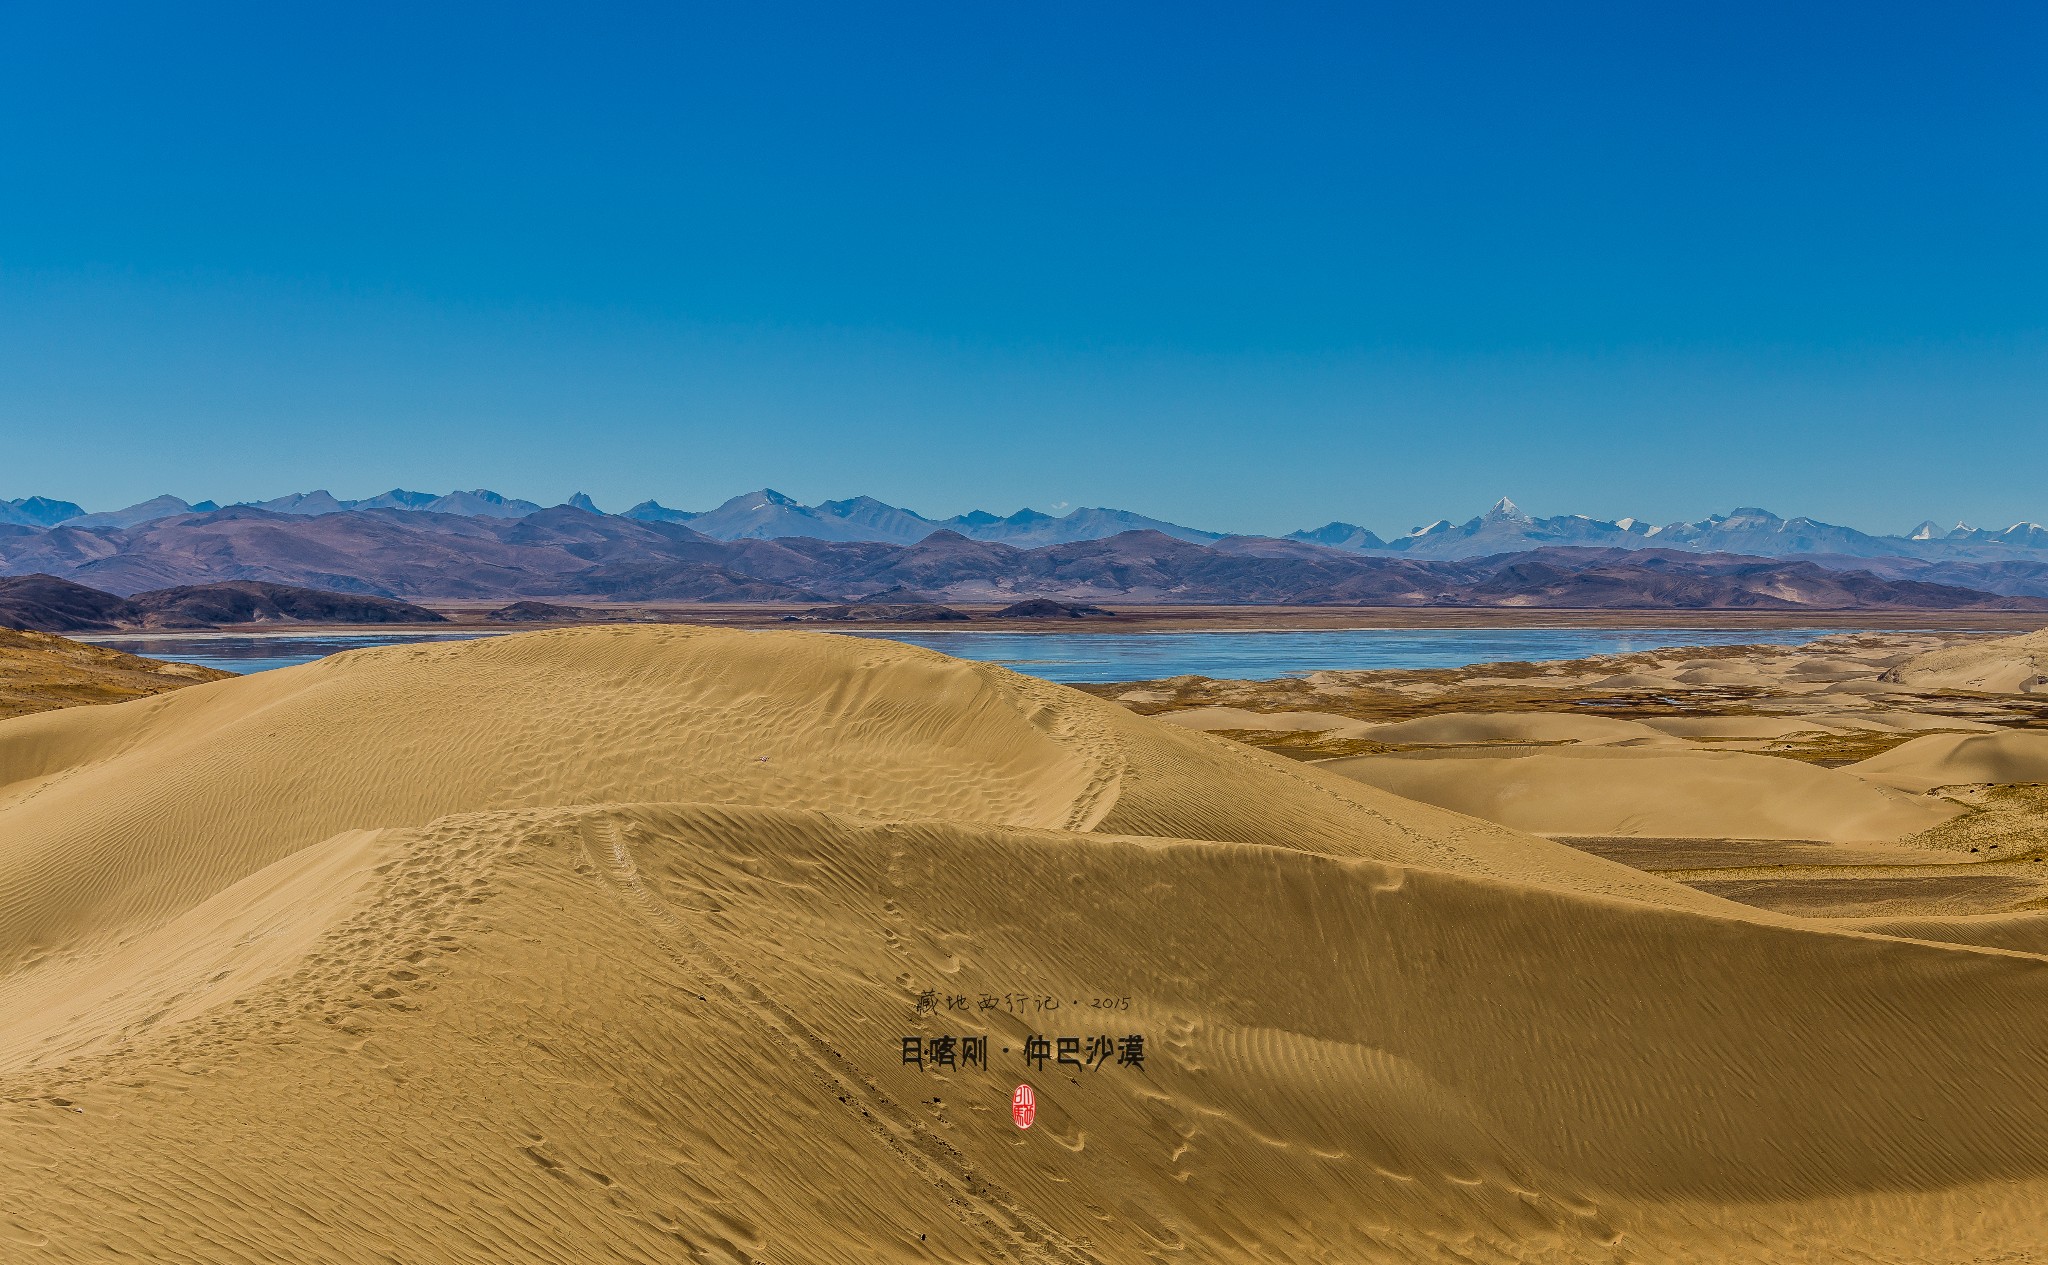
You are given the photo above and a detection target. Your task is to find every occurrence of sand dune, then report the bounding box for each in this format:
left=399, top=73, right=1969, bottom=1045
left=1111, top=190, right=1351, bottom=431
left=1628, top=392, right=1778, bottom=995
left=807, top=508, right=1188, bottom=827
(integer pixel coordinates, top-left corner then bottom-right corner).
left=1357, top=710, right=1676, bottom=746
left=1591, top=670, right=1690, bottom=688
left=1323, top=746, right=1960, bottom=843
left=1818, top=708, right=2002, bottom=733
left=1155, top=705, right=1369, bottom=735
left=1883, top=627, right=2048, bottom=694
left=1161, top=707, right=1682, bottom=747
left=1668, top=665, right=1767, bottom=686
left=1848, top=728, right=2048, bottom=792
left=7, top=627, right=2048, bottom=1261
left=1636, top=715, right=1844, bottom=739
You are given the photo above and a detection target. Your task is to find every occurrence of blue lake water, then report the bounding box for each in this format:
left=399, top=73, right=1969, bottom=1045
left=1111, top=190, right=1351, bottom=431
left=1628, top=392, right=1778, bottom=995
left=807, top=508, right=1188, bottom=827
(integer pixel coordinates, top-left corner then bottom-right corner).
left=85, top=626, right=1847, bottom=683
left=83, top=631, right=502, bottom=676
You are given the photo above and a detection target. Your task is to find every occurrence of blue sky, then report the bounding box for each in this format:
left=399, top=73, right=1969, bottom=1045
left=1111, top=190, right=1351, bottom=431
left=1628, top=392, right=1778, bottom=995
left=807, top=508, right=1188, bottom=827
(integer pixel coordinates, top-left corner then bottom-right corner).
left=2, top=2, right=2043, bottom=535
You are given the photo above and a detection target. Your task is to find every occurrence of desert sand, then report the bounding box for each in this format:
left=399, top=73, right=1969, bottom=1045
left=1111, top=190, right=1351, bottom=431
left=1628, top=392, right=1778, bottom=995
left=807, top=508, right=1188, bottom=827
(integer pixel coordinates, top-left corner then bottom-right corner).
left=7, top=626, right=2048, bottom=1261
left=1883, top=626, right=2048, bottom=694
left=1849, top=728, right=2048, bottom=793
left=1325, top=746, right=1961, bottom=842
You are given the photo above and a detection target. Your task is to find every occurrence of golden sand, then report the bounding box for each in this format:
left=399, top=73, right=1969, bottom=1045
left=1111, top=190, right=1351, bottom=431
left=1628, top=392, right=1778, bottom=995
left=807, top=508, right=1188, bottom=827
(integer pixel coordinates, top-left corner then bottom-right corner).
left=5, top=626, right=2048, bottom=1261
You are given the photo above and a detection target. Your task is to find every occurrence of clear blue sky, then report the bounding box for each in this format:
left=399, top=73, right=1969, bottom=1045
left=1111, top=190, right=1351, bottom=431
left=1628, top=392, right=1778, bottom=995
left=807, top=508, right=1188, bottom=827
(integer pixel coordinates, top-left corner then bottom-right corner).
left=2, top=2, right=2043, bottom=536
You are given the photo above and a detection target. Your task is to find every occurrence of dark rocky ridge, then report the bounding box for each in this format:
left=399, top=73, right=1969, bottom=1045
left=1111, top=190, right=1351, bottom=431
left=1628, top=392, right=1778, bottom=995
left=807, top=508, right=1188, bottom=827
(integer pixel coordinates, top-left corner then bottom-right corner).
left=990, top=600, right=1116, bottom=619
left=0, top=575, right=139, bottom=633
left=0, top=575, right=446, bottom=633
left=485, top=601, right=624, bottom=623
left=784, top=603, right=972, bottom=623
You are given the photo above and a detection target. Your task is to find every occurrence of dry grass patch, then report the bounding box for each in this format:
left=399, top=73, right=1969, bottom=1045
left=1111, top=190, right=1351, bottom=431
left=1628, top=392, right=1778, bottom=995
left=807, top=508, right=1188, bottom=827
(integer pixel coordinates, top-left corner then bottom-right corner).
left=1903, top=783, right=2048, bottom=860
left=0, top=627, right=230, bottom=721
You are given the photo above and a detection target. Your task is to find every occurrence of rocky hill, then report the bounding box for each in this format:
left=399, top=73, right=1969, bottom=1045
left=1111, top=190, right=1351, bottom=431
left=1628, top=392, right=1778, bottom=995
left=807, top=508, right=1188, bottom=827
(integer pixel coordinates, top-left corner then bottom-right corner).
left=0, top=626, right=229, bottom=721
left=0, top=575, right=448, bottom=632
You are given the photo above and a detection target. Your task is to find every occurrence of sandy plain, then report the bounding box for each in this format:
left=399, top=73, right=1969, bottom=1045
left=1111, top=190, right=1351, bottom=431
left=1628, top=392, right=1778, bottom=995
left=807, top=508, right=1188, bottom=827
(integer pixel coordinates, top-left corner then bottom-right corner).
left=3, top=623, right=2048, bottom=1261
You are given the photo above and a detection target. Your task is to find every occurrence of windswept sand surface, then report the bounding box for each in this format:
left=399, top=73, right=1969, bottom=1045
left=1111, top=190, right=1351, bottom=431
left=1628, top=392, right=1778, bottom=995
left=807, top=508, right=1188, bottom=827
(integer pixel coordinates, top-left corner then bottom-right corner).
left=7, top=627, right=2048, bottom=1261
left=1326, top=746, right=1962, bottom=843
left=1883, top=627, right=2048, bottom=694
left=1112, top=625, right=2048, bottom=959
left=1851, top=728, right=2048, bottom=792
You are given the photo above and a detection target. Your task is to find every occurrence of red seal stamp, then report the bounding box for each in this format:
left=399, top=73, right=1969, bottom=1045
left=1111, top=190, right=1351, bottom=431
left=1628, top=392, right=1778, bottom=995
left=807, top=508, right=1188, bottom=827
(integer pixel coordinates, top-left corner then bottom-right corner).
left=1011, top=1083, right=1036, bottom=1129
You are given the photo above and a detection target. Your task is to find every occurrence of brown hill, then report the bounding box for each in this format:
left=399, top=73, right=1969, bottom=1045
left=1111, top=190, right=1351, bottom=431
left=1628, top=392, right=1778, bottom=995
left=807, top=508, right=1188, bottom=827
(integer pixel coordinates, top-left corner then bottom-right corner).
left=0, top=506, right=836, bottom=600
left=0, top=573, right=141, bottom=632
left=0, top=626, right=230, bottom=721
left=130, top=580, right=447, bottom=629
left=991, top=599, right=1116, bottom=618
left=483, top=600, right=624, bottom=622
left=1462, top=549, right=2040, bottom=609
left=0, top=574, right=446, bottom=632
left=784, top=602, right=971, bottom=622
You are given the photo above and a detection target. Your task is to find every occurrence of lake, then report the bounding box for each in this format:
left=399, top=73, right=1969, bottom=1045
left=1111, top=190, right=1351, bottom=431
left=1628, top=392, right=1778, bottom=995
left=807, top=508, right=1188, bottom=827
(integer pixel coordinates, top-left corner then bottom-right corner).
left=84, top=626, right=1848, bottom=683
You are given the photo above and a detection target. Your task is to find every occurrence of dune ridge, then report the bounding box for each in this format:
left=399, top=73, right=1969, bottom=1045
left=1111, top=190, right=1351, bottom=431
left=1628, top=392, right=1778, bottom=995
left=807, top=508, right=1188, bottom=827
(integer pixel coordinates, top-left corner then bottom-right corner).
left=6, top=626, right=2048, bottom=1262
left=1848, top=728, right=2048, bottom=792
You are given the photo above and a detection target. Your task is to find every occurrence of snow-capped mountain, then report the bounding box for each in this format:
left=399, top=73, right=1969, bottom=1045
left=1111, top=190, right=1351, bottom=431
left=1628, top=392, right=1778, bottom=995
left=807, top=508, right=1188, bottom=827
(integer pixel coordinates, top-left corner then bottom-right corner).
left=1293, top=501, right=2048, bottom=563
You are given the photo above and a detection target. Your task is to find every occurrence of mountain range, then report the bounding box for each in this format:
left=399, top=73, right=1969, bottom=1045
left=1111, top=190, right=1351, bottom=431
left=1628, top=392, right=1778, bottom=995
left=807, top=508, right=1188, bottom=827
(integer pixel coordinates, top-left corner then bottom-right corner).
left=7, top=489, right=2044, bottom=562
left=1289, top=499, right=2048, bottom=561
left=3, top=503, right=2044, bottom=609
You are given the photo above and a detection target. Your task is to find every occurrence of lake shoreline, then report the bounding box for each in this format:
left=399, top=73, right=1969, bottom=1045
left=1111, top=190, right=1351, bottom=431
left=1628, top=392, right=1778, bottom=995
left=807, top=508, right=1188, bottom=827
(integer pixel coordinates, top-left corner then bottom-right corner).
left=75, top=601, right=2048, bottom=641
left=77, top=623, right=1928, bottom=685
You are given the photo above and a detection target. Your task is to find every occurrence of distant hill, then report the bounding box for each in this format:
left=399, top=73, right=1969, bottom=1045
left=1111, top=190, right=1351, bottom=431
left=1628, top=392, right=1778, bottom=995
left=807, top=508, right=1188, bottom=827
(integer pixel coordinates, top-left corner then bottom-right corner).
left=62, top=494, right=221, bottom=529
left=0, top=575, right=447, bottom=632
left=0, top=574, right=139, bottom=632
left=0, top=496, right=86, bottom=528
left=1288, top=521, right=1390, bottom=551
left=618, top=488, right=1224, bottom=546
left=242, top=488, right=546, bottom=518
left=12, top=485, right=1234, bottom=547
left=648, top=489, right=925, bottom=543
left=1293, top=499, right=2048, bottom=564
left=130, top=581, right=449, bottom=629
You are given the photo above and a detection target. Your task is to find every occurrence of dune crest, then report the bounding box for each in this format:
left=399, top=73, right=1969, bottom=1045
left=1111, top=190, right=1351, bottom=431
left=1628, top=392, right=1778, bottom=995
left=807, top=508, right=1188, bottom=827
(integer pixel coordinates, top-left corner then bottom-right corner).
left=6, top=626, right=2048, bottom=1262
left=1847, top=728, right=2048, bottom=792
